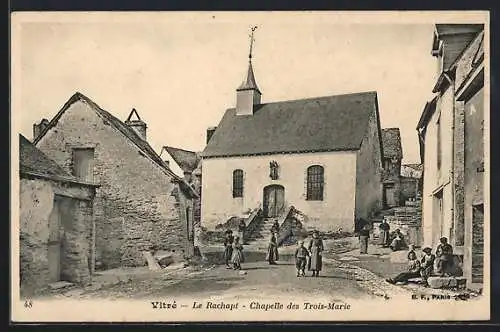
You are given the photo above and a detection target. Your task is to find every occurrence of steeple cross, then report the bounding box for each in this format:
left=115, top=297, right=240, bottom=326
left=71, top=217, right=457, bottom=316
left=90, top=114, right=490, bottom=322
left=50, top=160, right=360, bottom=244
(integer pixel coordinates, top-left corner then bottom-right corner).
left=248, top=26, right=258, bottom=60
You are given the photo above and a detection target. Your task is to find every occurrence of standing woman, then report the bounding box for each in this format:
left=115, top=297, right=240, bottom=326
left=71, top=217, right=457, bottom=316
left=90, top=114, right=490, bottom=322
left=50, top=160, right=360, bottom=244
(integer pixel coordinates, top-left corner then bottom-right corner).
left=223, top=230, right=234, bottom=269
left=231, top=237, right=244, bottom=270
left=266, top=233, right=279, bottom=265
left=308, top=230, right=324, bottom=277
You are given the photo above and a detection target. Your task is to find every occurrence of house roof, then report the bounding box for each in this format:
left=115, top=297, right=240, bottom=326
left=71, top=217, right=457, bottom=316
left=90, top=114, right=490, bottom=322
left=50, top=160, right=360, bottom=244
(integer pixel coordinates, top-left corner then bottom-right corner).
left=19, top=134, right=96, bottom=186
left=433, top=24, right=484, bottom=71
left=417, top=96, right=438, bottom=131
left=381, top=128, right=403, bottom=159
left=32, top=92, right=198, bottom=198
left=201, top=91, right=381, bottom=158
left=162, top=146, right=201, bottom=173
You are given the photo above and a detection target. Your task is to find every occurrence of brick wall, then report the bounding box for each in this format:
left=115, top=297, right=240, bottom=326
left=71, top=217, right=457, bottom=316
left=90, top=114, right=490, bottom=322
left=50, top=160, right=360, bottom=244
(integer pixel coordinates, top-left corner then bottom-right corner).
left=36, top=99, right=194, bottom=268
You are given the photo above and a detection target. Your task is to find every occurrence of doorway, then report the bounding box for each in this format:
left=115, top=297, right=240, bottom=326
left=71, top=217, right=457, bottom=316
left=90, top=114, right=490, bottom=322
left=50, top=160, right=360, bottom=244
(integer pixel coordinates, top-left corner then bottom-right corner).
left=432, top=189, right=444, bottom=246
left=384, top=184, right=397, bottom=208
left=263, top=185, right=285, bottom=218
left=48, top=196, right=63, bottom=283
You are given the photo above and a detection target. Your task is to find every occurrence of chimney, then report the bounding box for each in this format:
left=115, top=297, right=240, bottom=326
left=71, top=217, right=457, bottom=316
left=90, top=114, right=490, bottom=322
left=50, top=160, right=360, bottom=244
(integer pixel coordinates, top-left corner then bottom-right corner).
left=184, top=171, right=193, bottom=184
left=125, top=108, right=147, bottom=141
left=33, top=118, right=49, bottom=141
left=206, top=126, right=217, bottom=144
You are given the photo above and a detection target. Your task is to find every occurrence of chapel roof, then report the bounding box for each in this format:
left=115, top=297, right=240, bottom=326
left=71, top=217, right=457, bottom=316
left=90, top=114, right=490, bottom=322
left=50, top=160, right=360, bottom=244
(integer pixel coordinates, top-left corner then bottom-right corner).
left=201, top=91, right=381, bottom=158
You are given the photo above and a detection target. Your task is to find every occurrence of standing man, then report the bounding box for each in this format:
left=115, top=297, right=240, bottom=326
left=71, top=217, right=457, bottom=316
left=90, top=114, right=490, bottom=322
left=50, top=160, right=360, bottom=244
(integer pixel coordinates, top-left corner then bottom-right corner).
left=358, top=218, right=371, bottom=254
left=379, top=219, right=390, bottom=247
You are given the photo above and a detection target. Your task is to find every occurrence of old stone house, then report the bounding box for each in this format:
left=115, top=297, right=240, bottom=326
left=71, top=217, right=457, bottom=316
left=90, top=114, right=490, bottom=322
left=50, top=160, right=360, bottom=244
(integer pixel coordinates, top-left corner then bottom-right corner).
left=417, top=24, right=485, bottom=286
left=32, top=93, right=198, bottom=269
left=381, top=128, right=403, bottom=208
left=200, top=55, right=384, bottom=233
left=19, top=134, right=98, bottom=294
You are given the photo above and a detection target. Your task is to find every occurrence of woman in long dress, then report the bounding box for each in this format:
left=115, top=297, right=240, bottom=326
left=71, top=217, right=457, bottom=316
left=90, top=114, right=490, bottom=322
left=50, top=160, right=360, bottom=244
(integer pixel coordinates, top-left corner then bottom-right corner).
left=308, top=231, right=324, bottom=277
left=231, top=237, right=244, bottom=270
left=266, top=233, right=279, bottom=265
left=223, top=230, right=234, bottom=269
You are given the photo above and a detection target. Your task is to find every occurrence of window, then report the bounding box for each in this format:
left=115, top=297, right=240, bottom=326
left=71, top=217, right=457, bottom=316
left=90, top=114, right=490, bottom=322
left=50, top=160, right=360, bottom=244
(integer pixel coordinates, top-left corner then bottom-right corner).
left=72, top=148, right=95, bottom=182
left=232, top=169, right=244, bottom=198
left=436, top=114, right=442, bottom=171
left=306, top=165, right=324, bottom=201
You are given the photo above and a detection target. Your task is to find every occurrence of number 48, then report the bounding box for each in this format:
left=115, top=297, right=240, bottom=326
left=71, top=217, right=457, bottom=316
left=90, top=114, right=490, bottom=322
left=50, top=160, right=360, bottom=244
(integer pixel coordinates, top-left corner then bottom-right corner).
left=24, top=299, right=33, bottom=308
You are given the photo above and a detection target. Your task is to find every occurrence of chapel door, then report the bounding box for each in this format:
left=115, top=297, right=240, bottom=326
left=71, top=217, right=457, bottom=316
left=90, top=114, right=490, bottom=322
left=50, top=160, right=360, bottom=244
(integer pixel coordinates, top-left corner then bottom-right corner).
left=48, top=197, right=63, bottom=283
left=472, top=204, right=484, bottom=283
left=263, top=185, right=285, bottom=218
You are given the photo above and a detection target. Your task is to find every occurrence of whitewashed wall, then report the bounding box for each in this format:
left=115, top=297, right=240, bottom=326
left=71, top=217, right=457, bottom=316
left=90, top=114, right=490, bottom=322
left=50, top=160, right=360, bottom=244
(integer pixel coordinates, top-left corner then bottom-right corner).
left=422, top=85, right=455, bottom=248
left=201, top=151, right=357, bottom=232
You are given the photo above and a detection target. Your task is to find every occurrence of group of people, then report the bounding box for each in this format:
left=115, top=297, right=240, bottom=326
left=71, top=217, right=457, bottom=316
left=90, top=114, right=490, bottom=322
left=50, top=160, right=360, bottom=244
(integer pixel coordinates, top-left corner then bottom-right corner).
left=223, top=230, right=245, bottom=270
left=294, top=230, right=325, bottom=277
left=379, top=219, right=407, bottom=251
left=386, top=237, right=454, bottom=286
left=222, top=225, right=325, bottom=278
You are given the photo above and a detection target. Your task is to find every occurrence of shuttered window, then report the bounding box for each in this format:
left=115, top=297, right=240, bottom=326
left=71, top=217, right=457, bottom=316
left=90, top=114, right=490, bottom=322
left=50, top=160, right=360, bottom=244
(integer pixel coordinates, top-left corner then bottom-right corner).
left=306, top=165, right=324, bottom=201
left=72, top=148, right=95, bottom=182
left=232, top=169, right=244, bottom=198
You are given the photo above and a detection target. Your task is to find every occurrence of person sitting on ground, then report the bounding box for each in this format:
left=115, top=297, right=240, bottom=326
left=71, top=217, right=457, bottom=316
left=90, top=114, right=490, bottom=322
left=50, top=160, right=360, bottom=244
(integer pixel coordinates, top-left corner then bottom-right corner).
left=386, top=251, right=421, bottom=285
left=435, top=237, right=453, bottom=277
left=420, top=247, right=435, bottom=286
left=407, top=244, right=416, bottom=260
left=389, top=229, right=405, bottom=251
left=295, top=240, right=310, bottom=277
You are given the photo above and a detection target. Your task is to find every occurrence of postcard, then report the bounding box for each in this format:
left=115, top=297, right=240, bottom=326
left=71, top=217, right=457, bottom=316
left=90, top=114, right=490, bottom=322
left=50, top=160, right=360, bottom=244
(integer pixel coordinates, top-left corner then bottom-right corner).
left=10, top=10, right=490, bottom=322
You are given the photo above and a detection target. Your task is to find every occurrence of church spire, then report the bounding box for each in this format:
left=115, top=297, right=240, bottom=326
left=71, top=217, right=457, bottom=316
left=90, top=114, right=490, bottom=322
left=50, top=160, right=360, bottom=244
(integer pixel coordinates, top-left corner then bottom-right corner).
left=236, top=26, right=262, bottom=115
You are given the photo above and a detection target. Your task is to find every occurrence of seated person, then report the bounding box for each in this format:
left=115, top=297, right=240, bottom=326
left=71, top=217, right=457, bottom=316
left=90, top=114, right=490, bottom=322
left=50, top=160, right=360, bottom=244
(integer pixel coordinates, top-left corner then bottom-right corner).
left=389, top=229, right=406, bottom=251
left=386, top=251, right=421, bottom=284
left=435, top=237, right=454, bottom=277
left=420, top=247, right=435, bottom=286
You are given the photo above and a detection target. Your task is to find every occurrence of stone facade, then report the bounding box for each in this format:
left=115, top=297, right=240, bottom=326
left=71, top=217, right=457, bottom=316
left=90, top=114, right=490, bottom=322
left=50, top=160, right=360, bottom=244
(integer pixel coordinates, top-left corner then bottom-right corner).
left=34, top=95, right=195, bottom=269
left=19, top=176, right=95, bottom=294
left=418, top=26, right=485, bottom=286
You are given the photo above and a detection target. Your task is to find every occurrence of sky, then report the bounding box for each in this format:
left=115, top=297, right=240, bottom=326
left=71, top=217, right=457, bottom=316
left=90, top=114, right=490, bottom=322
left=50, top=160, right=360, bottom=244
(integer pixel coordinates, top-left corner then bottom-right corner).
left=13, top=12, right=440, bottom=164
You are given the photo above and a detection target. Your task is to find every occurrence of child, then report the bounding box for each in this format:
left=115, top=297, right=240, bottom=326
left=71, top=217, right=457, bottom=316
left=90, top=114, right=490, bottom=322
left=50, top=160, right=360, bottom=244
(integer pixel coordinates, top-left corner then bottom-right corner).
left=295, top=240, right=310, bottom=277
left=231, top=237, right=244, bottom=270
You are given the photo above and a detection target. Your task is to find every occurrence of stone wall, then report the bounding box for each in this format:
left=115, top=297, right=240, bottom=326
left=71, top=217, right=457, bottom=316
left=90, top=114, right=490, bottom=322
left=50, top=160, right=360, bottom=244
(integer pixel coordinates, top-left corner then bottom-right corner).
left=400, top=176, right=419, bottom=202
left=36, top=99, right=194, bottom=268
left=355, top=110, right=383, bottom=220
left=19, top=177, right=94, bottom=294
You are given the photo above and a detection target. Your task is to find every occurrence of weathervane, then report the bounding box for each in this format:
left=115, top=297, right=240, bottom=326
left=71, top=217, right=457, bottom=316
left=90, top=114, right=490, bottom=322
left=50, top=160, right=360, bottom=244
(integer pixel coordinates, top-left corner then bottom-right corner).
left=248, top=26, right=258, bottom=61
